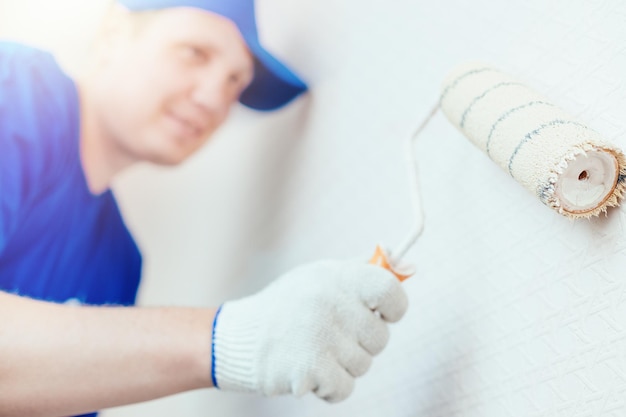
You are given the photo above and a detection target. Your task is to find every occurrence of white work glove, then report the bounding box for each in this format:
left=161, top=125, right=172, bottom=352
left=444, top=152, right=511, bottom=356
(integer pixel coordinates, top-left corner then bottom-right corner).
left=211, top=260, right=409, bottom=402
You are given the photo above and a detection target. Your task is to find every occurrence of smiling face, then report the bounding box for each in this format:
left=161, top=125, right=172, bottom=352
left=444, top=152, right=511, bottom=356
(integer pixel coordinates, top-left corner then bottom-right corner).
left=87, top=7, right=254, bottom=165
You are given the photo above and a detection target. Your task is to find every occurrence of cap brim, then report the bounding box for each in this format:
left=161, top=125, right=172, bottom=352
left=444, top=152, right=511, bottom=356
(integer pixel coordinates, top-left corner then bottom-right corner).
left=239, top=39, right=308, bottom=111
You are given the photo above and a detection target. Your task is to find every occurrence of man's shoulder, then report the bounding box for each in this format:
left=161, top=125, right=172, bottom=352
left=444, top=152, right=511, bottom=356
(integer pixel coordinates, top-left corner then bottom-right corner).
left=0, top=41, right=76, bottom=98
left=0, top=42, right=80, bottom=181
left=0, top=41, right=50, bottom=58
left=0, top=41, right=59, bottom=81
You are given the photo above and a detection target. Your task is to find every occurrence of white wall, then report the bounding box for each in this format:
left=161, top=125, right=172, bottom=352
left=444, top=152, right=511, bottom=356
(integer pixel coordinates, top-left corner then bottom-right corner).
left=2, top=0, right=626, bottom=416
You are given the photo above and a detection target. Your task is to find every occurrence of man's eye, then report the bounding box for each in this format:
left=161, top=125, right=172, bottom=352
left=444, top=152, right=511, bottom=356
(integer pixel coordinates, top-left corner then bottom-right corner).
left=229, top=74, right=241, bottom=85
left=229, top=73, right=252, bottom=91
left=181, top=46, right=208, bottom=63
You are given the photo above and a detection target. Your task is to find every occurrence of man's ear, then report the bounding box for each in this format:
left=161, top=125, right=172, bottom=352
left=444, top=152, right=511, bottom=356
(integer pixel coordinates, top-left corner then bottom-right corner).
left=91, top=4, right=135, bottom=67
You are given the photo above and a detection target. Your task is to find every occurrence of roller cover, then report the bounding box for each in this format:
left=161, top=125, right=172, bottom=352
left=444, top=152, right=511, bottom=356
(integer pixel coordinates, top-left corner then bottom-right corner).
left=440, top=62, right=626, bottom=218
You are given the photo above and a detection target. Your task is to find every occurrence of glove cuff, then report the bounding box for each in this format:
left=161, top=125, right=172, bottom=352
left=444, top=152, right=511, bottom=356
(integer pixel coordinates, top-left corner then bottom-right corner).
left=211, top=300, right=261, bottom=392
left=210, top=305, right=223, bottom=388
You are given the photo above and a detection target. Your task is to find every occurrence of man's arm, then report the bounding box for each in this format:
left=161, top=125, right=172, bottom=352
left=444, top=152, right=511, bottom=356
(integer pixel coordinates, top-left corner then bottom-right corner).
left=0, top=291, right=216, bottom=417
left=0, top=260, right=409, bottom=416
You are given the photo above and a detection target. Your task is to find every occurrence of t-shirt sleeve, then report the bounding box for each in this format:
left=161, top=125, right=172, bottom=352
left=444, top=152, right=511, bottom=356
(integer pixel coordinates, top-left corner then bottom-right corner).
left=0, top=42, right=78, bottom=254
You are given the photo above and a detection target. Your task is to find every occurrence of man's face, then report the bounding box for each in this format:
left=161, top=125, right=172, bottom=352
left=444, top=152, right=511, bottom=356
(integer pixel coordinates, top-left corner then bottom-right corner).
left=91, top=7, right=254, bottom=165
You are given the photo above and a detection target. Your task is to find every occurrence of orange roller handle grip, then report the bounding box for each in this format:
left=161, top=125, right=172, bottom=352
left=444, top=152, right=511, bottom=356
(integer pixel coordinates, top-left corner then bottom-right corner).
left=369, top=245, right=412, bottom=282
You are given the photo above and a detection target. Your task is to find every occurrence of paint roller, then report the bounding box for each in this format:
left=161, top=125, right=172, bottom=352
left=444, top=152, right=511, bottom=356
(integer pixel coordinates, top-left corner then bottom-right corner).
left=368, top=62, right=626, bottom=280
left=441, top=62, right=626, bottom=218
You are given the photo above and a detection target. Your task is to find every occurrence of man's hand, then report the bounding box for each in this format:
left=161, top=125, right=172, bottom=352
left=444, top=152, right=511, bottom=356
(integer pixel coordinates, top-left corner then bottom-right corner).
left=211, top=260, right=409, bottom=402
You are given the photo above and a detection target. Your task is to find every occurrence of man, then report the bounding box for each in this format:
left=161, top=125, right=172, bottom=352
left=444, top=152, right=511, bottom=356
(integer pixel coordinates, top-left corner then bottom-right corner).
left=0, top=1, right=409, bottom=416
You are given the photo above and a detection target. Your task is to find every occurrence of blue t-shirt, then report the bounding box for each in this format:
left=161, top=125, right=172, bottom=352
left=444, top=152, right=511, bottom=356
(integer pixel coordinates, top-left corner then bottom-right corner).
left=0, top=42, right=142, bottom=416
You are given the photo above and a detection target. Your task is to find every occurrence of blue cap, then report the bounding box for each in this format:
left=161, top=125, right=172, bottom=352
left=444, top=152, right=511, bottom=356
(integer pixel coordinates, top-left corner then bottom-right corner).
left=118, top=0, right=308, bottom=111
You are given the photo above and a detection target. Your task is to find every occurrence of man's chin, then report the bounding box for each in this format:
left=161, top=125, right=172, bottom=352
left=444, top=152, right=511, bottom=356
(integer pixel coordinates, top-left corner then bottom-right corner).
left=137, top=133, right=208, bottom=166
left=144, top=151, right=190, bottom=166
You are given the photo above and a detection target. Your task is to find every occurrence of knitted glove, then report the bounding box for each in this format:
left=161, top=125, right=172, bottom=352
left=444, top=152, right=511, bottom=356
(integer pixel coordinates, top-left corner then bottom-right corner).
left=211, top=260, right=408, bottom=402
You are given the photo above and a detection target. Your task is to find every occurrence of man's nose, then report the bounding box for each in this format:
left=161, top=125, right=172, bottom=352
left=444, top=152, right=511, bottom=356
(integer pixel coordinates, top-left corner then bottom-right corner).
left=191, top=74, right=231, bottom=115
